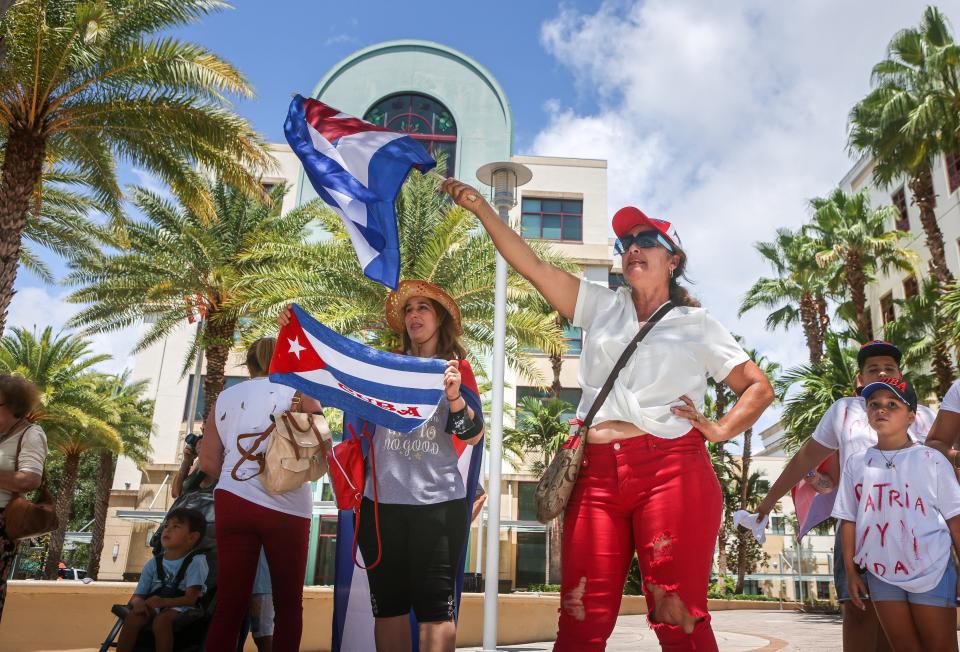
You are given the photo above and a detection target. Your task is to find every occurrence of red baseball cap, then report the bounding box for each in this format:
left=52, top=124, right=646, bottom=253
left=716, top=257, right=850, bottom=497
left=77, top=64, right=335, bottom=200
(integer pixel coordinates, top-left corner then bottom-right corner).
left=612, top=206, right=681, bottom=248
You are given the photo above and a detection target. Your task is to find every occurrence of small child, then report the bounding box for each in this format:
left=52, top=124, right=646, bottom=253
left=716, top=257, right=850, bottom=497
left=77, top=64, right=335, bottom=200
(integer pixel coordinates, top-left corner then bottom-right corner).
left=117, top=507, right=209, bottom=652
left=833, top=377, right=960, bottom=652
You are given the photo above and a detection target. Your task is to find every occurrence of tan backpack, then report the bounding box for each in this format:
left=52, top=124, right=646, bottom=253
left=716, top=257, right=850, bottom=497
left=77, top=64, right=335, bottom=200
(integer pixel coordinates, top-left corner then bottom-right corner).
left=231, top=393, right=332, bottom=495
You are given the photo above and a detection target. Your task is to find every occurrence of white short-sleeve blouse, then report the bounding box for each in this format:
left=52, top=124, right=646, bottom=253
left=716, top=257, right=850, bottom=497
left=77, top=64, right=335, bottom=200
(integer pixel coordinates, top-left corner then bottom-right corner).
left=573, top=279, right=749, bottom=438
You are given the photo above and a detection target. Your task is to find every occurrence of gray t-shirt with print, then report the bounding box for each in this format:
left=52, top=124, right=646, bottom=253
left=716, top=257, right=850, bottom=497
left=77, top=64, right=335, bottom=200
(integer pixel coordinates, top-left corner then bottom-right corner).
left=364, top=401, right=465, bottom=505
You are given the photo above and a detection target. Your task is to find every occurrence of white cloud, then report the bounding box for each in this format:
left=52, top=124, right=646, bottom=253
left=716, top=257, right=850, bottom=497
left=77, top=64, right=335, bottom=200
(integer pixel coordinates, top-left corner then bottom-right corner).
left=7, top=285, right=142, bottom=375
left=533, top=0, right=960, bottom=372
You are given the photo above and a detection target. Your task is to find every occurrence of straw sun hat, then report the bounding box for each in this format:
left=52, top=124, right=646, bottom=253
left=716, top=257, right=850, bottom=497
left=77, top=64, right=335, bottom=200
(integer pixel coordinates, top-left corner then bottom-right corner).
left=385, top=280, right=463, bottom=336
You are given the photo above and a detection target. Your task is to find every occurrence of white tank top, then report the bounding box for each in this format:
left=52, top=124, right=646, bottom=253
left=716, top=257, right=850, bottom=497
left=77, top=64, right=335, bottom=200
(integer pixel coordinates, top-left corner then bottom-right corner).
left=214, top=377, right=312, bottom=519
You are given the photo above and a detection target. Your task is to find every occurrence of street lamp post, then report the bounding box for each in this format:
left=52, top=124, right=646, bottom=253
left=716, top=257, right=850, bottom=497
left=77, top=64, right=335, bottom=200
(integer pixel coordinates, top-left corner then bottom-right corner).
left=475, top=161, right=532, bottom=652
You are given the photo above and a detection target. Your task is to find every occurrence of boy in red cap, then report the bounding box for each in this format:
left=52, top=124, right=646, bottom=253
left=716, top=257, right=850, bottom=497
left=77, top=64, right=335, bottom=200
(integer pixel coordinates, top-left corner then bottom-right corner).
left=750, top=341, right=935, bottom=651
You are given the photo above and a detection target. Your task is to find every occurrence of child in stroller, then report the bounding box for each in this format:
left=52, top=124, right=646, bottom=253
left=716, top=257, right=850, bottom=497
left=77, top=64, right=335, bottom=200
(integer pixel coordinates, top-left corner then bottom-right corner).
left=116, top=507, right=209, bottom=652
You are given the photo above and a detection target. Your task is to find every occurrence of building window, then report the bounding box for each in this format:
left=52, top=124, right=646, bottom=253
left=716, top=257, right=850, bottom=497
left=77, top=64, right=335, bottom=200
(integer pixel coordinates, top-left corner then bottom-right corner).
left=880, top=291, right=895, bottom=324
left=515, top=532, right=546, bottom=589
left=562, top=324, right=582, bottom=356
left=902, top=275, right=918, bottom=299
left=816, top=581, right=831, bottom=600
left=364, top=93, right=457, bottom=176
left=516, top=387, right=582, bottom=422
left=521, top=198, right=583, bottom=242
left=518, top=482, right=538, bottom=521
left=891, top=187, right=909, bottom=231
left=947, top=154, right=960, bottom=194
left=182, top=375, right=246, bottom=421
left=608, top=273, right=625, bottom=290
left=742, top=579, right=760, bottom=595
left=770, top=516, right=786, bottom=535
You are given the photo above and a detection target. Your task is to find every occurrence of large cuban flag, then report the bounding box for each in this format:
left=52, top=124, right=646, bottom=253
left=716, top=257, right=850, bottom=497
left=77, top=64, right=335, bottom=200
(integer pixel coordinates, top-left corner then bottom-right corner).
left=269, top=304, right=446, bottom=432
left=284, top=95, right=436, bottom=290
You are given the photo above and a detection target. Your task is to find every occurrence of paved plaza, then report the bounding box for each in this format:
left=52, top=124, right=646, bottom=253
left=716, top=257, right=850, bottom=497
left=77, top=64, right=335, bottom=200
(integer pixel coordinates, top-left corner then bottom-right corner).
left=458, top=609, right=847, bottom=652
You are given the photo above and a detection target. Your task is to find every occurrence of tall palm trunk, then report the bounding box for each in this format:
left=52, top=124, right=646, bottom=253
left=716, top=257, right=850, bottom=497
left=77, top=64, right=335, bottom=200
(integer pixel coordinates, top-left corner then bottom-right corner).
left=844, top=256, right=871, bottom=338
left=86, top=451, right=116, bottom=580
left=909, top=169, right=954, bottom=286
left=547, top=332, right=564, bottom=584
left=0, top=128, right=46, bottom=333
left=200, top=313, right=237, bottom=420
left=798, top=294, right=822, bottom=364
left=43, top=452, right=81, bottom=579
left=933, top=339, right=955, bottom=398
left=816, top=296, right=829, bottom=349
left=713, top=390, right=730, bottom=579
left=735, top=429, right=753, bottom=594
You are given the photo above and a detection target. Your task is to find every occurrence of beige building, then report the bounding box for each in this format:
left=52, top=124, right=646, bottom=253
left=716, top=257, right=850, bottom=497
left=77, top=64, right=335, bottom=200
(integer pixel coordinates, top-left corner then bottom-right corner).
left=839, top=153, right=960, bottom=338
left=98, top=40, right=617, bottom=590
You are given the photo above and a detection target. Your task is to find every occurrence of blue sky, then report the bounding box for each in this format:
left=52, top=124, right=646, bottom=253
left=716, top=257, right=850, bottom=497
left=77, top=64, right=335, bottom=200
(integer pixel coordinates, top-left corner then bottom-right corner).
left=171, top=0, right=604, bottom=152
left=14, top=0, right=960, bottom=442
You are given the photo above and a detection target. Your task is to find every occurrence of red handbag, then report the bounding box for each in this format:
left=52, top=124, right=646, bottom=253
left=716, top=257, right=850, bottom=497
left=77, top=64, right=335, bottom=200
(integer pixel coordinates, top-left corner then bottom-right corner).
left=327, top=424, right=381, bottom=569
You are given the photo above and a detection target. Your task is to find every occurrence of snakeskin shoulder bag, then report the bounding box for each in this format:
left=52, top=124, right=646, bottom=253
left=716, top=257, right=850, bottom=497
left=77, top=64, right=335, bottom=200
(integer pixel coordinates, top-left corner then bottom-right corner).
left=534, top=301, right=674, bottom=523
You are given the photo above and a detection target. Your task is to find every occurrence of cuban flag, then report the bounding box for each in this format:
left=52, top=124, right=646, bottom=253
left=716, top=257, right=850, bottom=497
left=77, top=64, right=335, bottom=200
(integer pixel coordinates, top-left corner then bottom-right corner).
left=269, top=304, right=446, bottom=432
left=284, top=95, right=436, bottom=290
left=332, top=366, right=484, bottom=652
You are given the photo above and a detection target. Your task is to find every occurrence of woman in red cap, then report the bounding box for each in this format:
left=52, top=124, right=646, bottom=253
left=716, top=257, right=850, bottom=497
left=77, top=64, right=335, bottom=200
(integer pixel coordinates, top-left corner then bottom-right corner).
left=442, top=179, right=773, bottom=651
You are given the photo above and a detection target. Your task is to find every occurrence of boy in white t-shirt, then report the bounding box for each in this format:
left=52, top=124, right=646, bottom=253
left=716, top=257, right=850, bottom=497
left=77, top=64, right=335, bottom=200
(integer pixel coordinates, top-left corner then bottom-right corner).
left=834, top=377, right=960, bottom=652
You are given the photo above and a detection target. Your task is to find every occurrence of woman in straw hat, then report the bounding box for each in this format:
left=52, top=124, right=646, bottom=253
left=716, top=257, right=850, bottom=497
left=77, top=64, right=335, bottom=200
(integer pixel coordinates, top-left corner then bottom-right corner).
left=279, top=280, right=483, bottom=652
left=440, top=178, right=773, bottom=652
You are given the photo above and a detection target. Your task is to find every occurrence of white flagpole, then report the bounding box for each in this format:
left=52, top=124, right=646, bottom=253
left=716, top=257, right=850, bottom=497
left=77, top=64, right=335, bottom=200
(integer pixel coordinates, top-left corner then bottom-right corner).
left=476, top=162, right=531, bottom=651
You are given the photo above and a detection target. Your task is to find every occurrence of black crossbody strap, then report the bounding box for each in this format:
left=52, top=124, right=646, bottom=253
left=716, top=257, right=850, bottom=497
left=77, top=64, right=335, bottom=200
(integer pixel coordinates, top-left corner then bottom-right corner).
left=581, top=301, right=674, bottom=430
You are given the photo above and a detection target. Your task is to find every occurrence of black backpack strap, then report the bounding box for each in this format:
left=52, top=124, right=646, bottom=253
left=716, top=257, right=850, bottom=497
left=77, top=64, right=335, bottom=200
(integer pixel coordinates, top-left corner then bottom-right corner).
left=172, top=550, right=201, bottom=588
left=153, top=553, right=166, bottom=583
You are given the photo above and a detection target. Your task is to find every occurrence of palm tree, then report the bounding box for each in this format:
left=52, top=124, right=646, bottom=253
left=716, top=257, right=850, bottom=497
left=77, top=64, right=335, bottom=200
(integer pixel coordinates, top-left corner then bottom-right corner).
left=503, top=396, right=572, bottom=585
left=848, top=6, right=958, bottom=286
left=87, top=372, right=153, bottom=580
left=733, top=351, right=778, bottom=593
left=704, top=354, right=739, bottom=579
left=731, top=471, right=770, bottom=594
left=0, top=327, right=119, bottom=579
left=776, top=332, right=860, bottom=452
left=66, top=181, right=323, bottom=419
left=740, top=227, right=831, bottom=364
left=884, top=278, right=950, bottom=399
left=808, top=188, right=916, bottom=339
left=0, top=0, right=271, bottom=332
left=234, top=169, right=573, bottom=383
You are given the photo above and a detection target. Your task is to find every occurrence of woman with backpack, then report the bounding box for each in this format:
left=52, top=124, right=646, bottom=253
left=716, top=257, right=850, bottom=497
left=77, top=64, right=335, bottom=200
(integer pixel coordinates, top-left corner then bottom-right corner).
left=199, top=337, right=324, bottom=652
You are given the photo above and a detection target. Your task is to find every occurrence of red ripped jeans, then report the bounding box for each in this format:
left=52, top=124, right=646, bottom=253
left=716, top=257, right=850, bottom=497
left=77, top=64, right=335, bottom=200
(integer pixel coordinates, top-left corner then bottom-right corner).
left=554, top=430, right=722, bottom=652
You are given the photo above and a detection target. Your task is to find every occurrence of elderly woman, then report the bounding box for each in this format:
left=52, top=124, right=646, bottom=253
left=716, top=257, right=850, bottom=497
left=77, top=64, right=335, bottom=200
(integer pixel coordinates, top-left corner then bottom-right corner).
left=442, top=179, right=773, bottom=652
left=0, top=375, right=46, bottom=623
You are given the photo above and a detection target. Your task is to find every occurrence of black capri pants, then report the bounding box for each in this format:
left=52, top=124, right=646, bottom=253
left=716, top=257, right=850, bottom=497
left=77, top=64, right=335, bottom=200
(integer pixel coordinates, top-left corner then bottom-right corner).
left=357, top=496, right=468, bottom=622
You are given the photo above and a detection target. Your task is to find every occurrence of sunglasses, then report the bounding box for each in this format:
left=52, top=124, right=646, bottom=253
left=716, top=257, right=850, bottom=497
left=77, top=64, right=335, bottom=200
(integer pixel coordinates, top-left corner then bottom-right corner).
left=614, top=230, right=674, bottom=255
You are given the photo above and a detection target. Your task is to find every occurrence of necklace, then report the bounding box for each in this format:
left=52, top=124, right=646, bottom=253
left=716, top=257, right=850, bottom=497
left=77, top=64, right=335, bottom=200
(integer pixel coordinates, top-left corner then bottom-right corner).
left=876, top=438, right=914, bottom=469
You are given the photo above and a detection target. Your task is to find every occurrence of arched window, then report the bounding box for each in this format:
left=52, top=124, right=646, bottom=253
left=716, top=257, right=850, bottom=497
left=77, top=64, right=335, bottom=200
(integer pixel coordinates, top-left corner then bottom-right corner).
left=365, top=93, right=457, bottom=176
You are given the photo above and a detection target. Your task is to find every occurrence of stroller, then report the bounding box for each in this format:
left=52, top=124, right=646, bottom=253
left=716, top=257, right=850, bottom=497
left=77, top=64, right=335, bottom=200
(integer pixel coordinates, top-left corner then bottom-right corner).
left=98, top=486, right=218, bottom=652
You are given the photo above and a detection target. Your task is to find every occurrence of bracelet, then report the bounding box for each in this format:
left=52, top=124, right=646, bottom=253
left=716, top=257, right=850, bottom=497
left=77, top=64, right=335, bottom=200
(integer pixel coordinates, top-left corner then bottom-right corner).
left=446, top=392, right=462, bottom=403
